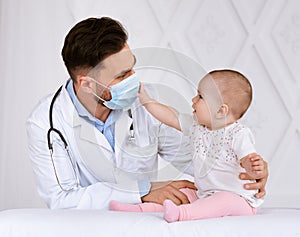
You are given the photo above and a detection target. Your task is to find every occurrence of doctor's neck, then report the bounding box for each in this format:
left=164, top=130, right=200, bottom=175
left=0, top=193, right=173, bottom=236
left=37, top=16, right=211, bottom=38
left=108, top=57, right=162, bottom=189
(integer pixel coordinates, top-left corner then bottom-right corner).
left=94, top=104, right=111, bottom=122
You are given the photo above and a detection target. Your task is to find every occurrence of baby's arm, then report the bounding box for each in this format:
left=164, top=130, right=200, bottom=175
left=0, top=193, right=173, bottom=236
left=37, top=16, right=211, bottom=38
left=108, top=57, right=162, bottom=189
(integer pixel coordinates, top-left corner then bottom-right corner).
left=240, top=154, right=265, bottom=179
left=137, top=83, right=181, bottom=131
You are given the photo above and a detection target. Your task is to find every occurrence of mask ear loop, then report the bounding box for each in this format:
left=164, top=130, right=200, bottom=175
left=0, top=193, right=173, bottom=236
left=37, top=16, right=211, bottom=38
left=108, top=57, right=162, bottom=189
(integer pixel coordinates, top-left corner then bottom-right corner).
left=92, top=92, right=106, bottom=103
left=87, top=77, right=110, bottom=103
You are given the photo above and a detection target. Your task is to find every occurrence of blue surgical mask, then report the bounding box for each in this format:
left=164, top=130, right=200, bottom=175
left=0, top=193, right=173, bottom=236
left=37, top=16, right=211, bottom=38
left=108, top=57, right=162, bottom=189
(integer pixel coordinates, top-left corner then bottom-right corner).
left=91, top=73, right=140, bottom=110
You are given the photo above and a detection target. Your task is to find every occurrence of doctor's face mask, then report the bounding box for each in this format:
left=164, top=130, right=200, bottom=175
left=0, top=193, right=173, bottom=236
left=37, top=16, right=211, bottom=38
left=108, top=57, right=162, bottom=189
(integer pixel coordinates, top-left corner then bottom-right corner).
left=91, top=73, right=140, bottom=110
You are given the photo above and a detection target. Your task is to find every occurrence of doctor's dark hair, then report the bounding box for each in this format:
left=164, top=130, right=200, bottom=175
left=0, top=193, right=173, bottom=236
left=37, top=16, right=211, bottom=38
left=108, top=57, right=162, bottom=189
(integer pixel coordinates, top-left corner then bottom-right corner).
left=61, top=17, right=128, bottom=81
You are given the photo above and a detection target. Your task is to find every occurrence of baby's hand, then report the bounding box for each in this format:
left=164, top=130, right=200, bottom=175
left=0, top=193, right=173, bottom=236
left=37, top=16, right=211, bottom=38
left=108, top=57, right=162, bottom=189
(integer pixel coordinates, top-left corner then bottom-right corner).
left=240, top=153, right=264, bottom=179
left=137, top=82, right=154, bottom=106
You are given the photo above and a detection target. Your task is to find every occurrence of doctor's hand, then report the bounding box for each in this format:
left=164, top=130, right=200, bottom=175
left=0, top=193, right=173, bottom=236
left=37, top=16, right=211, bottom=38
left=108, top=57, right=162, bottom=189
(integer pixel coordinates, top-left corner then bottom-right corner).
left=141, top=180, right=197, bottom=205
left=239, top=153, right=268, bottom=199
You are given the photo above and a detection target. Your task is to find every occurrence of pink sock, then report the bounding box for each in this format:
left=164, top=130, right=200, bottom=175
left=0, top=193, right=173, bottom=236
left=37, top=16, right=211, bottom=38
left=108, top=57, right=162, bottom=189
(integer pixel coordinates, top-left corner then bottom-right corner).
left=110, top=200, right=142, bottom=212
left=163, top=200, right=180, bottom=222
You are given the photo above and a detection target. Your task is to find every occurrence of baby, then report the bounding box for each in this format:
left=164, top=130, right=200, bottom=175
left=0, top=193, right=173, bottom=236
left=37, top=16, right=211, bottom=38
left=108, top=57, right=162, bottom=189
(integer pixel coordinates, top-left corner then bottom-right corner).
left=110, top=69, right=264, bottom=222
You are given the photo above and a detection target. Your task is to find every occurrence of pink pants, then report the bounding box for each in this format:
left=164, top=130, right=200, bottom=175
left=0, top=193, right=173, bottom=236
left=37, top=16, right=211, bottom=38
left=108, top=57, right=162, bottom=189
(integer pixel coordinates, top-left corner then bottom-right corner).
left=138, top=188, right=256, bottom=221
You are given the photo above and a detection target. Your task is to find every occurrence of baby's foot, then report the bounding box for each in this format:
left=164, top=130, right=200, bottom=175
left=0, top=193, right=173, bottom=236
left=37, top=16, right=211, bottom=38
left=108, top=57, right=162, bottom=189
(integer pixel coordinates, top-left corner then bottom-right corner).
left=163, top=200, right=180, bottom=222
left=109, top=200, right=142, bottom=212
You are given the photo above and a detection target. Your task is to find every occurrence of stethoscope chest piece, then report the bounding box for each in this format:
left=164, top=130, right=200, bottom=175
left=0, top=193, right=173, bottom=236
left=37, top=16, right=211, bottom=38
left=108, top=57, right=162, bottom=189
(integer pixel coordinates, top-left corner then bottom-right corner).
left=127, top=109, right=135, bottom=141
left=128, top=129, right=135, bottom=141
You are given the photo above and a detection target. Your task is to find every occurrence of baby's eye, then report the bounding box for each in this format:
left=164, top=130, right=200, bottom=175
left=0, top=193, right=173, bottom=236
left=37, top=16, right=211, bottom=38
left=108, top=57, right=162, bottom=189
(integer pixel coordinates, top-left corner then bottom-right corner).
left=198, top=94, right=203, bottom=99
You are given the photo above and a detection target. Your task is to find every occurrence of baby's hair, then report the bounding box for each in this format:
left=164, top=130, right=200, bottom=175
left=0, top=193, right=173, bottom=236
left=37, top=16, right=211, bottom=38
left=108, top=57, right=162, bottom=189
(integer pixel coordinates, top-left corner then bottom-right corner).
left=206, top=69, right=252, bottom=119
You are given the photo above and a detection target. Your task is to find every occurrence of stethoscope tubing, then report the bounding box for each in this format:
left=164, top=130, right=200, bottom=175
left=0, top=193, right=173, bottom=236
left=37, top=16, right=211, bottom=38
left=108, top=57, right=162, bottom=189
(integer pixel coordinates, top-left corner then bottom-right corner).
left=47, top=85, right=79, bottom=192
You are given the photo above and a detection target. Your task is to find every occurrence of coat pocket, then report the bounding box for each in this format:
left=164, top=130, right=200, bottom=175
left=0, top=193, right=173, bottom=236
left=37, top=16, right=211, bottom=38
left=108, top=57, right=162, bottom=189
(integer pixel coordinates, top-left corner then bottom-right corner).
left=116, top=141, right=159, bottom=179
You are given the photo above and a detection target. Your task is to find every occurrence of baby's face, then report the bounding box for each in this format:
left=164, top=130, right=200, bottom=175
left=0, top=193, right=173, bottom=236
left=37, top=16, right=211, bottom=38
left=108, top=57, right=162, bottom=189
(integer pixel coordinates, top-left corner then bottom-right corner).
left=192, top=77, right=223, bottom=129
left=192, top=92, right=211, bottom=128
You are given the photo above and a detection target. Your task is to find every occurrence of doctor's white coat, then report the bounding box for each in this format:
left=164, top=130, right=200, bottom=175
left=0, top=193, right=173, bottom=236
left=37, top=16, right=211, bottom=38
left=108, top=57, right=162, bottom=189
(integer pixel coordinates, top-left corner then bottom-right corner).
left=26, top=81, right=193, bottom=210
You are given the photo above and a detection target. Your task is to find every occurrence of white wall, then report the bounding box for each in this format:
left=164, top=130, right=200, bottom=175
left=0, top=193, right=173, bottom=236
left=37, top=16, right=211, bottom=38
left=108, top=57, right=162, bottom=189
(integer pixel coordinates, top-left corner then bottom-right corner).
left=0, top=0, right=299, bottom=210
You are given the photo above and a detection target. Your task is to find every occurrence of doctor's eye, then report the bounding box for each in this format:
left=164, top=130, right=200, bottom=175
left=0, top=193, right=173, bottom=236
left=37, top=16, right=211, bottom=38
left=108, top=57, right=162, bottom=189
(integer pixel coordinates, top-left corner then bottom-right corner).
left=117, top=70, right=132, bottom=80
left=117, top=74, right=126, bottom=79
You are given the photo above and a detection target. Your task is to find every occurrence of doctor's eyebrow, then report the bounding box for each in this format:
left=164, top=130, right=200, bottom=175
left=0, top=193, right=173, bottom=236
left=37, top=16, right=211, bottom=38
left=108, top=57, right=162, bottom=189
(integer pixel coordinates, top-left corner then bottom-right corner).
left=114, top=55, right=136, bottom=78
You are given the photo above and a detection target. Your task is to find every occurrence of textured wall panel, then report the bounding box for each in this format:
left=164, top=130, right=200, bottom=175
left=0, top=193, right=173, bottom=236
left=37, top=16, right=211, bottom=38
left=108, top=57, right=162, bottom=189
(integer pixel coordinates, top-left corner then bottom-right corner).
left=0, top=0, right=299, bottom=209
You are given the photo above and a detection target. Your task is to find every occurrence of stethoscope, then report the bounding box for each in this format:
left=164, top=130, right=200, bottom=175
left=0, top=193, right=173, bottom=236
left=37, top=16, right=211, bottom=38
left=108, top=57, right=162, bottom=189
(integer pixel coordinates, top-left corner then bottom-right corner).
left=47, top=85, right=135, bottom=192
left=47, top=86, right=79, bottom=192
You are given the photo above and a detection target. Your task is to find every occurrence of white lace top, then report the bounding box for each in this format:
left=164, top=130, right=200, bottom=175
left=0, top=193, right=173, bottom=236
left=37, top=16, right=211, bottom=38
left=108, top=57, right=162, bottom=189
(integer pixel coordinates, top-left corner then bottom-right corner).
left=179, top=114, right=264, bottom=207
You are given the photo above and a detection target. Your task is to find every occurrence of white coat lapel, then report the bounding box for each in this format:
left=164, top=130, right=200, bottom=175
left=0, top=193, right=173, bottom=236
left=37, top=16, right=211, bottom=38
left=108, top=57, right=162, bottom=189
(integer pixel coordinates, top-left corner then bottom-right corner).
left=59, top=83, right=112, bottom=152
left=59, top=83, right=116, bottom=181
left=73, top=124, right=116, bottom=182
left=75, top=115, right=112, bottom=152
left=71, top=104, right=117, bottom=182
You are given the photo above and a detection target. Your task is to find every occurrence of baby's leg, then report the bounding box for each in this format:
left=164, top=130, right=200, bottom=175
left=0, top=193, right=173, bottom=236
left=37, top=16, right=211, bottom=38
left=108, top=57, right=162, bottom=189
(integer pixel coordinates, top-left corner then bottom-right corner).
left=110, top=200, right=163, bottom=212
left=164, top=191, right=256, bottom=222
left=179, top=188, right=199, bottom=203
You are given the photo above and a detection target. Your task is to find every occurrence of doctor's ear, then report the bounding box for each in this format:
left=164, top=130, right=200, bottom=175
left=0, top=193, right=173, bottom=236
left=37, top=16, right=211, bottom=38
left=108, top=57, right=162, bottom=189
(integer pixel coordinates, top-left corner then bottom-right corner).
left=216, top=104, right=229, bottom=119
left=78, top=76, right=94, bottom=93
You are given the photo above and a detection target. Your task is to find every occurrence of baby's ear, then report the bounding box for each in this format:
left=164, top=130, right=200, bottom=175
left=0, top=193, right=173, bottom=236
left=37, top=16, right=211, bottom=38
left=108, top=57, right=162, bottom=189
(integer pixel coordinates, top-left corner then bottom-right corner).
left=216, top=104, right=229, bottom=118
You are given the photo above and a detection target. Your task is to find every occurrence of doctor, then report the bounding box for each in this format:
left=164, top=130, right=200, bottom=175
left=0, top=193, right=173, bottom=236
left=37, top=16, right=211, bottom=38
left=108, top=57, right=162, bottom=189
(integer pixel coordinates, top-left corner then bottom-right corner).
left=26, top=17, right=268, bottom=210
